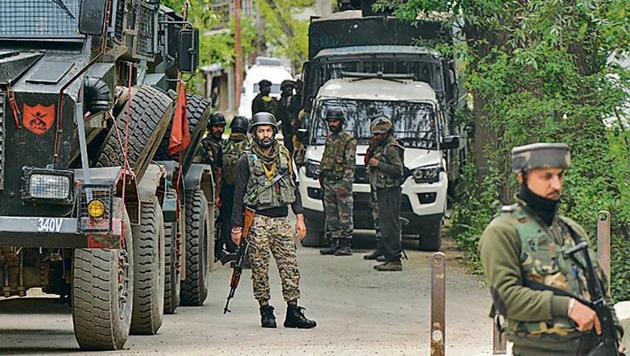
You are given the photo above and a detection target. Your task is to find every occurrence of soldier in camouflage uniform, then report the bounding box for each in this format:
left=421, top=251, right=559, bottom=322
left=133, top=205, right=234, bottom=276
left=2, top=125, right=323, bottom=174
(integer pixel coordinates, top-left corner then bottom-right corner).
left=480, top=143, right=625, bottom=355
left=367, top=116, right=405, bottom=272
left=219, top=115, right=250, bottom=254
left=200, top=112, right=226, bottom=208
left=251, top=79, right=277, bottom=116
left=363, top=136, right=384, bottom=261
left=231, top=112, right=316, bottom=329
left=318, top=108, right=357, bottom=256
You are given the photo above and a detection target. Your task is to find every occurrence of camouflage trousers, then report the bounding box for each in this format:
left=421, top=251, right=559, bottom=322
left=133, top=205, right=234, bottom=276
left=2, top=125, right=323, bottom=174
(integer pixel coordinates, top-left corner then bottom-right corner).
left=248, top=215, right=300, bottom=303
left=323, top=179, right=354, bottom=240
left=370, top=189, right=382, bottom=242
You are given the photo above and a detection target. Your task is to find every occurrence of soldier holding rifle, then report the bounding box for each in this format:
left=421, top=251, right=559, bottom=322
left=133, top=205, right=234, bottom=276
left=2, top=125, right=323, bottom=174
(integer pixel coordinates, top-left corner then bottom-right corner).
left=229, top=112, right=317, bottom=329
left=480, top=143, right=625, bottom=355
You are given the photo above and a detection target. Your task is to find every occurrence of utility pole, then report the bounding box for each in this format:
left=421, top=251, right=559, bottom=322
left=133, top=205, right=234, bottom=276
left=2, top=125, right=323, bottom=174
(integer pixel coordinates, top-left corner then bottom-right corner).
left=234, top=0, right=243, bottom=109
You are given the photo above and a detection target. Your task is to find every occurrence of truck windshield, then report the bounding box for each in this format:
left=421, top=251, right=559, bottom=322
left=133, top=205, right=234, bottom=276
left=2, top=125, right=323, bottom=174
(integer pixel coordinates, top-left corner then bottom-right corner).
left=0, top=0, right=80, bottom=39
left=311, top=99, right=438, bottom=149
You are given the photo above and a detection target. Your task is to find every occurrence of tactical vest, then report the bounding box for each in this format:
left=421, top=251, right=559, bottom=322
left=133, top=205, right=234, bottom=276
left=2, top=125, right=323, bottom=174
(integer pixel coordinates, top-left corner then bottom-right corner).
left=320, top=131, right=354, bottom=179
left=368, top=138, right=405, bottom=189
left=222, top=137, right=249, bottom=186
left=244, top=146, right=296, bottom=210
left=501, top=204, right=591, bottom=337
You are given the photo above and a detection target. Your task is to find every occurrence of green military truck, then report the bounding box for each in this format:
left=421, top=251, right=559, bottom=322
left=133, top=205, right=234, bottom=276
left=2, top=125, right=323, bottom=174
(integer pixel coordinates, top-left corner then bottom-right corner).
left=0, top=0, right=214, bottom=350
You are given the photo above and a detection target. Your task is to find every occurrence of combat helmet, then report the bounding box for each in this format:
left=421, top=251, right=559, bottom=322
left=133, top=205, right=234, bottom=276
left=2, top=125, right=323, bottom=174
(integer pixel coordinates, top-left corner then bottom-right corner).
left=511, top=143, right=570, bottom=173
left=325, top=107, right=345, bottom=123
left=370, top=116, right=393, bottom=134
left=209, top=112, right=227, bottom=126
left=230, top=115, right=249, bottom=134
left=249, top=112, right=278, bottom=134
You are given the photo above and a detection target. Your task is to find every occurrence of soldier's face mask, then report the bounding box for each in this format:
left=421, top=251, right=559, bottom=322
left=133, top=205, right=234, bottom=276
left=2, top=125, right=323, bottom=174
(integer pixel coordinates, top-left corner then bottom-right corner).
left=520, top=168, right=564, bottom=200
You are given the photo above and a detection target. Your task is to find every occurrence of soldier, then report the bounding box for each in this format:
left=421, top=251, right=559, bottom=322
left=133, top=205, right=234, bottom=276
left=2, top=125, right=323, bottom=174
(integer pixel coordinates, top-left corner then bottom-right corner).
left=479, top=143, right=626, bottom=355
left=200, top=112, right=226, bottom=208
left=318, top=108, right=357, bottom=256
left=219, top=115, right=250, bottom=254
left=275, top=80, right=296, bottom=154
left=231, top=112, right=317, bottom=329
left=366, top=116, right=405, bottom=272
left=363, top=136, right=384, bottom=261
left=251, top=79, right=277, bottom=115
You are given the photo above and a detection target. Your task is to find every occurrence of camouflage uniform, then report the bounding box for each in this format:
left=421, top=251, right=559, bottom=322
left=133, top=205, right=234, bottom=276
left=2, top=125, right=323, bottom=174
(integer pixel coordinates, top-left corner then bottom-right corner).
left=479, top=143, right=624, bottom=355
left=320, top=129, right=356, bottom=253
left=199, top=136, right=223, bottom=173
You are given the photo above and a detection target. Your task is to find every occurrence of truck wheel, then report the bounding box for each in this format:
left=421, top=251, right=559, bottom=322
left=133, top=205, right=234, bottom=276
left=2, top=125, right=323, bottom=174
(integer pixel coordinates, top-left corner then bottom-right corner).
left=418, top=219, right=442, bottom=251
left=130, top=196, right=165, bottom=335
left=164, top=189, right=181, bottom=314
left=72, top=211, right=134, bottom=350
left=180, top=189, right=210, bottom=306
left=96, top=85, right=174, bottom=182
left=154, top=94, right=211, bottom=164
left=301, top=227, right=325, bottom=247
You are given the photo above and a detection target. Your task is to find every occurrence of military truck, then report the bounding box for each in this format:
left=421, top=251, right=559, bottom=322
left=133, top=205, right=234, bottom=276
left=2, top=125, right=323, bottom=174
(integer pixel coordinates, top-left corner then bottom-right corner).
left=298, top=3, right=466, bottom=251
left=0, top=0, right=214, bottom=350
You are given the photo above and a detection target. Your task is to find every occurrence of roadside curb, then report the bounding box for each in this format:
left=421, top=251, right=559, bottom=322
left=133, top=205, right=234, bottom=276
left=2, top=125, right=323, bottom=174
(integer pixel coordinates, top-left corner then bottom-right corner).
left=614, top=301, right=630, bottom=346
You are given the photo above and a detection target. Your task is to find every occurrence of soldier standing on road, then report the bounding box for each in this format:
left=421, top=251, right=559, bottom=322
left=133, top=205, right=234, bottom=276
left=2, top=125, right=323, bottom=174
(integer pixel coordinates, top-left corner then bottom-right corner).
left=251, top=79, right=277, bottom=115
left=363, top=136, right=384, bottom=261
left=318, top=108, right=357, bottom=256
left=200, top=112, right=226, bottom=208
left=219, top=115, right=250, bottom=255
left=479, top=143, right=625, bottom=355
left=275, top=80, right=296, bottom=154
left=231, top=112, right=317, bottom=329
left=366, top=116, right=405, bottom=272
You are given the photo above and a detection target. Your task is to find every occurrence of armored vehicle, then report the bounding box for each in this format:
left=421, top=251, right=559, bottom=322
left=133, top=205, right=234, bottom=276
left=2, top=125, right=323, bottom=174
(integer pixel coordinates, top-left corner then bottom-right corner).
left=0, top=0, right=214, bottom=350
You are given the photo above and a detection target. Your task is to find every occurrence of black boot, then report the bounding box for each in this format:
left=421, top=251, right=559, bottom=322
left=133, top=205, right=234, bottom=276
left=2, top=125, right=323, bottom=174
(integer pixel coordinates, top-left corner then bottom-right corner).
left=363, top=249, right=383, bottom=260
left=284, top=304, right=317, bottom=329
left=319, top=239, right=339, bottom=255
left=334, top=238, right=352, bottom=256
left=260, top=305, right=277, bottom=328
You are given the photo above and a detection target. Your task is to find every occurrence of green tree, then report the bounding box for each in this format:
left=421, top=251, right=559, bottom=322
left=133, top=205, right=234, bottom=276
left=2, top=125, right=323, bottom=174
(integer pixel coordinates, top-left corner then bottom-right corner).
left=378, top=0, right=630, bottom=299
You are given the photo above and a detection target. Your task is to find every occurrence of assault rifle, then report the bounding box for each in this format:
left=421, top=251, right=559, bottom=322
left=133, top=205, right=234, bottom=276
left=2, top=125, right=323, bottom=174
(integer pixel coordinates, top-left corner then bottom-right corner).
left=223, top=207, right=255, bottom=314
left=564, top=241, right=624, bottom=356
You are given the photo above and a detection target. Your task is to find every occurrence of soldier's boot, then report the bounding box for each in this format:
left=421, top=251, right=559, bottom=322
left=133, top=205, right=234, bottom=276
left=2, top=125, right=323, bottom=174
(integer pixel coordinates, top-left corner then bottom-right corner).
left=284, top=304, right=317, bottom=329
left=260, top=305, right=277, bottom=328
left=334, top=238, right=352, bottom=256
left=363, top=249, right=383, bottom=260
left=319, top=239, right=339, bottom=255
left=376, top=255, right=386, bottom=262
left=373, top=259, right=403, bottom=272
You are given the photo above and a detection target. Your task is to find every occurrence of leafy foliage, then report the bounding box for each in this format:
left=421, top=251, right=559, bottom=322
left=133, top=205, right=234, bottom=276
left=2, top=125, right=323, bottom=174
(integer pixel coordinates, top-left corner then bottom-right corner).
left=379, top=0, right=630, bottom=300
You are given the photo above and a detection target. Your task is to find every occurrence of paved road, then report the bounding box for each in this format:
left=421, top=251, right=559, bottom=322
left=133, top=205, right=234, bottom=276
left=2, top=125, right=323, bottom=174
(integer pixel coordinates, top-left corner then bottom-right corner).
left=0, top=236, right=497, bottom=355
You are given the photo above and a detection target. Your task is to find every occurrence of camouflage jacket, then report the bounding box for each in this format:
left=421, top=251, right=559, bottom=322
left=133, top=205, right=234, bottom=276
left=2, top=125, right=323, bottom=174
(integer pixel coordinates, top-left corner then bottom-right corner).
left=368, top=136, right=404, bottom=189
left=200, top=136, right=223, bottom=172
left=320, top=130, right=356, bottom=183
left=479, top=198, right=623, bottom=345
left=221, top=134, right=250, bottom=186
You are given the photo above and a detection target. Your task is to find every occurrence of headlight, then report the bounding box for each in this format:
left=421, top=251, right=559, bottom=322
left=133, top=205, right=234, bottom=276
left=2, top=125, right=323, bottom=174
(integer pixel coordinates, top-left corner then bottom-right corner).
left=22, top=168, right=74, bottom=203
left=87, top=199, right=106, bottom=219
left=305, top=160, right=321, bottom=179
left=412, top=164, right=441, bottom=184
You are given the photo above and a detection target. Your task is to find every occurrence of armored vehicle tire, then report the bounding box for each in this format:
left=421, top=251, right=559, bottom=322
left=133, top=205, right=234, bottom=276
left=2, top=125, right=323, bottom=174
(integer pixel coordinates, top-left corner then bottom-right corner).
left=154, top=94, right=212, bottom=161
left=130, top=196, right=166, bottom=335
left=164, top=190, right=181, bottom=314
left=418, top=219, right=442, bottom=251
left=72, top=211, right=134, bottom=350
left=301, top=227, right=325, bottom=247
left=180, top=189, right=211, bottom=306
left=96, top=85, right=174, bottom=182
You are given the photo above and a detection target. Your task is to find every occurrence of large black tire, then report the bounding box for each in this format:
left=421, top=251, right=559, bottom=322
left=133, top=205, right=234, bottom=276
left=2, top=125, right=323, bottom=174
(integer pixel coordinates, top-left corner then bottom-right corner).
left=72, top=211, right=134, bottom=350
left=418, top=219, right=442, bottom=251
left=130, top=196, right=165, bottom=335
left=180, top=189, right=210, bottom=306
left=163, top=189, right=181, bottom=314
left=153, top=94, right=211, bottom=167
left=96, top=85, right=173, bottom=182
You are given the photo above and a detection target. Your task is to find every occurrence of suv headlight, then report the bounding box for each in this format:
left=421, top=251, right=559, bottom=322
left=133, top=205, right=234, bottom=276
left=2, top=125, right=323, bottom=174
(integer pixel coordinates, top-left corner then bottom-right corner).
left=22, top=167, right=74, bottom=203
left=305, top=160, right=321, bottom=179
left=412, top=164, right=441, bottom=184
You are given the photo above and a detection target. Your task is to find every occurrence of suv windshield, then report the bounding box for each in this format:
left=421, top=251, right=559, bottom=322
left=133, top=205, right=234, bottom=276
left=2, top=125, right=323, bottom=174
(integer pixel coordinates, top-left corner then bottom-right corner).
left=0, top=0, right=80, bottom=39
left=311, top=99, right=438, bottom=149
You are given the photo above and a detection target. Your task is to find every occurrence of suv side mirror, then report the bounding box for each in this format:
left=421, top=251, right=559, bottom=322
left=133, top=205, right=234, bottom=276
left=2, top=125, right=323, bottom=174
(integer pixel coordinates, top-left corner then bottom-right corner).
left=442, top=135, right=460, bottom=149
left=178, top=28, right=199, bottom=73
left=78, top=0, right=107, bottom=36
